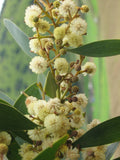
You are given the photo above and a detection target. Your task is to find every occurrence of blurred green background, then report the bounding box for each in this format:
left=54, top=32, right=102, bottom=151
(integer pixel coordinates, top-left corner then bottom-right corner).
left=0, top=0, right=36, bottom=100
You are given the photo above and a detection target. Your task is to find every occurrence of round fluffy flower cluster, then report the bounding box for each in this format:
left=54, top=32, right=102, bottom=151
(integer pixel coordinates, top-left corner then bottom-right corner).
left=82, top=62, right=97, bottom=76
left=59, top=0, right=76, bottom=17
left=0, top=132, right=12, bottom=159
left=24, top=5, right=42, bottom=28
left=24, top=0, right=93, bottom=78
left=82, top=145, right=107, bottom=160
left=18, top=94, right=89, bottom=159
left=29, top=56, right=48, bottom=74
left=70, top=18, right=87, bottom=36
left=54, top=58, right=69, bottom=75
left=52, top=0, right=88, bottom=48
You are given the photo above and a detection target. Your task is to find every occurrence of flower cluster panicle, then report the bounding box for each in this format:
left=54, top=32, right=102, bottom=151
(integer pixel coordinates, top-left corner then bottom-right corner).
left=18, top=0, right=107, bottom=160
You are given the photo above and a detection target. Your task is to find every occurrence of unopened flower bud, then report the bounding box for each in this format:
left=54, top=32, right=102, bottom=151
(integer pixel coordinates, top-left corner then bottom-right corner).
left=58, top=151, right=64, bottom=158
left=81, top=5, right=89, bottom=13
left=68, top=97, right=72, bottom=103
left=52, top=9, right=59, bottom=18
left=83, top=112, right=86, bottom=117
left=59, top=48, right=66, bottom=55
left=74, top=108, right=81, bottom=115
left=53, top=1, right=60, bottom=8
left=25, top=96, right=37, bottom=106
left=71, top=76, right=78, bottom=83
left=0, top=143, right=8, bottom=155
left=72, top=86, right=79, bottom=93
left=33, top=16, right=39, bottom=22
left=60, top=81, right=68, bottom=90
left=56, top=75, right=62, bottom=81
left=39, top=49, right=47, bottom=58
left=45, top=41, right=53, bottom=51
left=75, top=64, right=81, bottom=71
left=72, top=96, right=78, bottom=102
left=55, top=39, right=62, bottom=48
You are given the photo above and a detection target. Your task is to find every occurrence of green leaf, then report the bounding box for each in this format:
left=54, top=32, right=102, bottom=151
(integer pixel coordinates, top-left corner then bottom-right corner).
left=113, top=158, right=120, bottom=160
left=0, top=103, right=37, bottom=130
left=0, top=91, right=14, bottom=105
left=0, top=99, right=10, bottom=105
left=44, top=71, right=58, bottom=98
left=68, top=40, right=120, bottom=57
left=106, top=142, right=119, bottom=160
left=13, top=131, right=33, bottom=144
left=14, top=83, right=41, bottom=114
left=15, top=136, right=27, bottom=146
left=4, top=19, right=35, bottom=58
left=37, top=70, right=50, bottom=100
left=92, top=58, right=110, bottom=121
left=33, top=134, right=69, bottom=160
left=37, top=70, right=49, bottom=87
left=73, top=116, right=120, bottom=148
left=8, top=139, right=21, bottom=160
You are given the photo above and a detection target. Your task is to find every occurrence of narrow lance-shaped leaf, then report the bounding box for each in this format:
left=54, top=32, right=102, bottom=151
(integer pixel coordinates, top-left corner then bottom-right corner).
left=37, top=69, right=50, bottom=101
left=33, top=134, right=69, bottom=160
left=0, top=103, right=37, bottom=131
left=8, top=139, right=21, bottom=160
left=44, top=71, right=58, bottom=98
left=4, top=19, right=35, bottom=58
left=14, top=83, right=41, bottom=114
left=0, top=91, right=14, bottom=106
left=105, top=142, right=119, bottom=160
left=73, top=116, right=120, bottom=148
left=68, top=40, right=120, bottom=57
left=12, top=131, right=33, bottom=144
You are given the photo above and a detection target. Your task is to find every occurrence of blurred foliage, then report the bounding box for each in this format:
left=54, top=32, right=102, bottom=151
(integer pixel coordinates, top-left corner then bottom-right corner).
left=85, top=0, right=110, bottom=121
left=0, top=0, right=36, bottom=100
